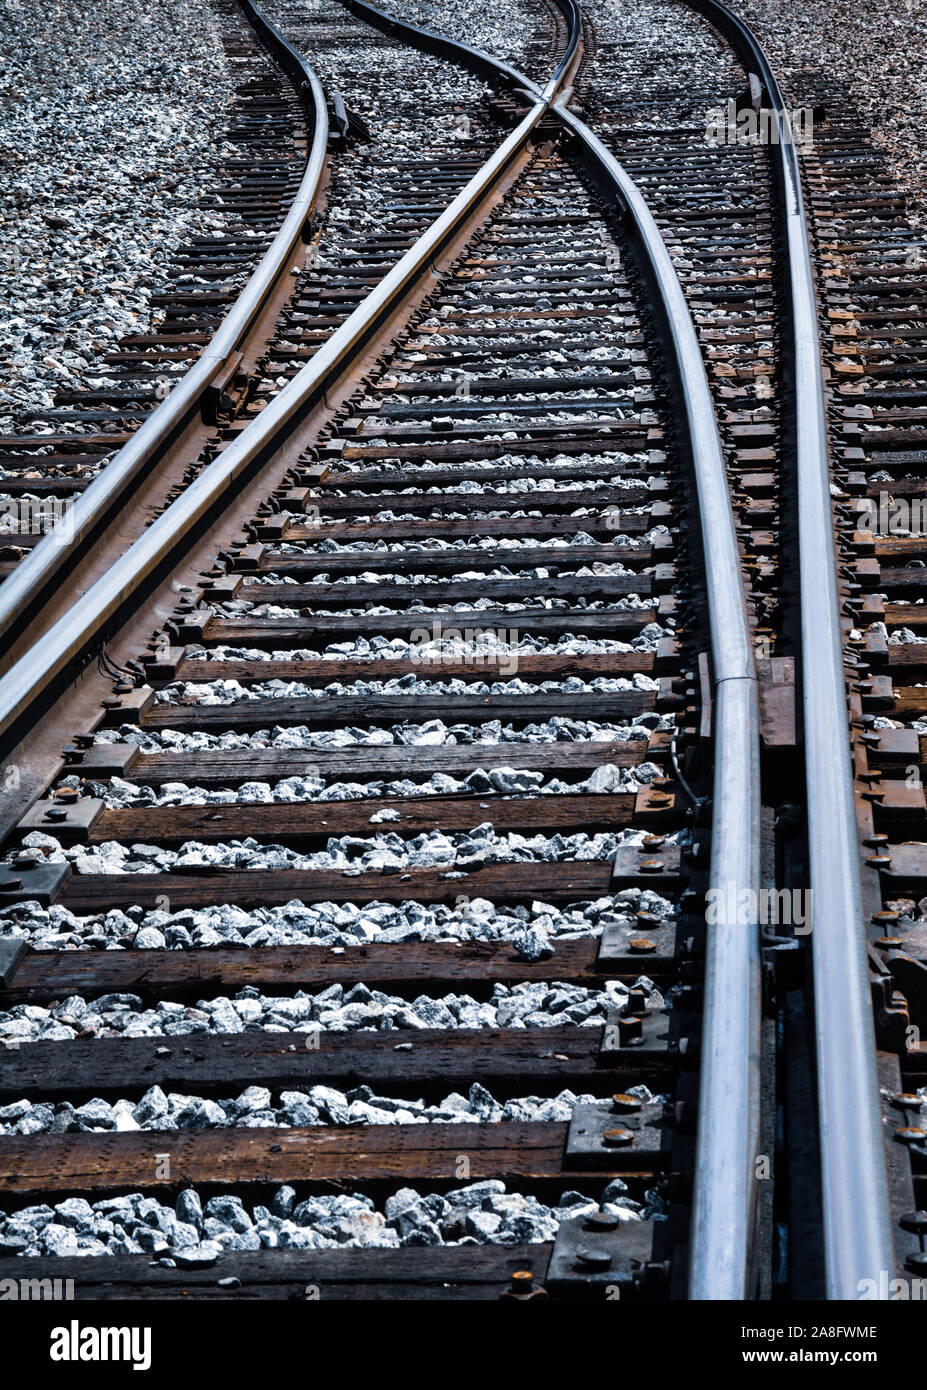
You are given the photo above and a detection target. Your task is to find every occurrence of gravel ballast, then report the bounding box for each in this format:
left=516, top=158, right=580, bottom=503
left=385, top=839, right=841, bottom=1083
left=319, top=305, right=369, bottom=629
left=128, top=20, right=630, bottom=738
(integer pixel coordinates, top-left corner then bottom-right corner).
left=0, top=1082, right=660, bottom=1135
left=729, top=0, right=927, bottom=218
left=0, top=0, right=238, bottom=427
left=0, top=1180, right=649, bottom=1257
left=0, top=976, right=658, bottom=1043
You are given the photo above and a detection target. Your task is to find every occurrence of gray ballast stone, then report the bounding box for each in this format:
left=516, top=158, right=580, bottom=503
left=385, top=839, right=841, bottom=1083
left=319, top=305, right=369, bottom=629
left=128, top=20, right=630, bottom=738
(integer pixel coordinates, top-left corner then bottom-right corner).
left=9, top=821, right=685, bottom=885
left=0, top=978, right=659, bottom=1046
left=1, top=0, right=237, bottom=426
left=1, top=1180, right=644, bottom=1257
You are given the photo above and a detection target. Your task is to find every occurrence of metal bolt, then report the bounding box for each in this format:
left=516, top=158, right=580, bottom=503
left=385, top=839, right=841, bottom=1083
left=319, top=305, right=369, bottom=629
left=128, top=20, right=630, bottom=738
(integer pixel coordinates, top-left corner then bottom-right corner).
left=636, top=911, right=662, bottom=928
left=891, top=1094, right=923, bottom=1112
left=585, top=1211, right=620, bottom=1232
left=603, top=1128, right=635, bottom=1148
left=899, top=1211, right=927, bottom=1250
left=575, top=1248, right=612, bottom=1270
left=618, top=1015, right=644, bottom=1046
left=611, top=1093, right=643, bottom=1113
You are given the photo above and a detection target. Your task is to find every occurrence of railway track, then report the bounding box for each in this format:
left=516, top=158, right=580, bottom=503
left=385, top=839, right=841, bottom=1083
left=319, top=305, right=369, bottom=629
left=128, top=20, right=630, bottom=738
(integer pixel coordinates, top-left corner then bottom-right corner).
left=0, top=0, right=922, bottom=1312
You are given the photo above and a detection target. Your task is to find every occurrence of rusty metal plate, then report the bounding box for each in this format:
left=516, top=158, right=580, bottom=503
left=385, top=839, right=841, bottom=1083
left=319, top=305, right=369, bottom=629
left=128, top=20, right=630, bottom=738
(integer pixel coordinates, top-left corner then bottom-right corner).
left=564, top=1100, right=669, bottom=1168
left=596, top=915, right=678, bottom=970
left=756, top=656, right=796, bottom=748
left=610, top=841, right=682, bottom=890
left=0, top=859, right=72, bottom=906
left=599, top=1007, right=686, bottom=1062
left=62, top=742, right=140, bottom=778
left=17, top=798, right=104, bottom=844
left=546, top=1214, right=662, bottom=1294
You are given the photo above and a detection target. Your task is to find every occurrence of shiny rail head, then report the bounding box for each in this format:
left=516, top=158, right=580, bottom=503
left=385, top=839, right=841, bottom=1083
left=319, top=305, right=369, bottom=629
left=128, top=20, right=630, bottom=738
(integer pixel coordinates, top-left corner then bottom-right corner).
left=679, top=0, right=896, bottom=1299
left=0, top=96, right=548, bottom=753
left=0, top=0, right=329, bottom=655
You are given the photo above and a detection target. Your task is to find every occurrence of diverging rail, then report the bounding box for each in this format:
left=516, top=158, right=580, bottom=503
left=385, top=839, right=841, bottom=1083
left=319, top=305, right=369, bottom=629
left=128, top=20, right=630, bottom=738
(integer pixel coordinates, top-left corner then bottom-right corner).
left=0, top=6, right=580, bottom=753
left=346, top=0, right=764, bottom=1301
left=0, top=0, right=328, bottom=657
left=0, top=0, right=766, bottom=1300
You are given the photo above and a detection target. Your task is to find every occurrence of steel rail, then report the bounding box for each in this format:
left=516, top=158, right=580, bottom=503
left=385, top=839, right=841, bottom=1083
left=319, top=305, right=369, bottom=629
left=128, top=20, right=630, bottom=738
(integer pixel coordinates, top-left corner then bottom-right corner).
left=334, top=0, right=583, bottom=100
left=334, top=0, right=541, bottom=94
left=2, top=0, right=766, bottom=1297
left=682, top=0, right=895, bottom=1300
left=0, top=0, right=328, bottom=652
left=552, top=101, right=762, bottom=1306
left=541, top=0, right=584, bottom=101
left=0, top=36, right=592, bottom=751
left=343, top=0, right=763, bottom=1299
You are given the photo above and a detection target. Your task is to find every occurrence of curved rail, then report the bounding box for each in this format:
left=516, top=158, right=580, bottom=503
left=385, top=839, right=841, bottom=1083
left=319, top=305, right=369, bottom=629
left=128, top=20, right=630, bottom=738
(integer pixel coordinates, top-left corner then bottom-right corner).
left=0, top=21, right=587, bottom=753
left=541, top=0, right=583, bottom=99
left=0, top=0, right=328, bottom=654
left=333, top=0, right=763, bottom=1299
left=335, top=0, right=583, bottom=99
left=334, top=0, right=540, bottom=93
left=0, top=0, right=766, bottom=1300
left=552, top=98, right=762, bottom=1307
left=683, top=0, right=895, bottom=1299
